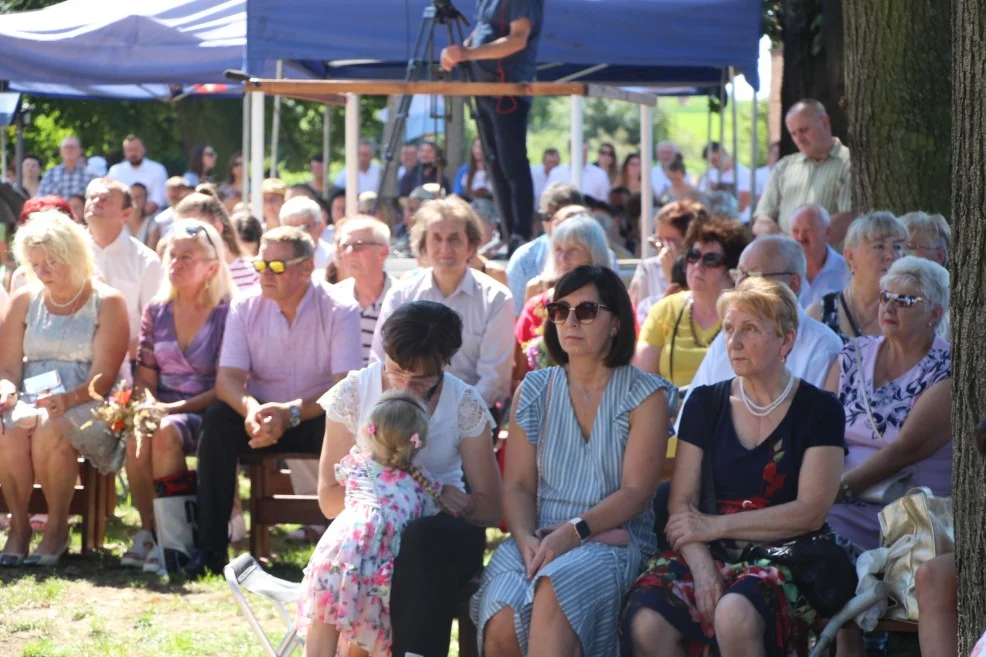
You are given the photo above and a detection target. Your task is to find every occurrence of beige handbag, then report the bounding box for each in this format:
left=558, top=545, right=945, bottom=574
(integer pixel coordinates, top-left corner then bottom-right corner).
left=878, top=487, right=954, bottom=621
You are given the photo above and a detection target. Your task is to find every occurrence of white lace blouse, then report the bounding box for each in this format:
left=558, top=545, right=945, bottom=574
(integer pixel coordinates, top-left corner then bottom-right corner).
left=317, top=362, right=495, bottom=490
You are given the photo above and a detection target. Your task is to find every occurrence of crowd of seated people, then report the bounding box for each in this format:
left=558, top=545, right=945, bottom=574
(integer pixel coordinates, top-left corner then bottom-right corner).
left=0, top=95, right=971, bottom=657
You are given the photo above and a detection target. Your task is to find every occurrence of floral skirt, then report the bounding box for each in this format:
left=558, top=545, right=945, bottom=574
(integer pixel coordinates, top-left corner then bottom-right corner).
left=620, top=547, right=816, bottom=657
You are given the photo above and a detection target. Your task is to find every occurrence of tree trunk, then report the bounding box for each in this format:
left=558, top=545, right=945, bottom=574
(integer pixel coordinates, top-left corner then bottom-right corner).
left=843, top=0, right=951, bottom=215
left=951, top=0, right=986, bottom=652
left=780, top=0, right=847, bottom=156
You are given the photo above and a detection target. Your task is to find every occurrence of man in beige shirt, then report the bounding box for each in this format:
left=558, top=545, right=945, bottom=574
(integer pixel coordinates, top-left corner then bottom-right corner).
left=753, top=99, right=853, bottom=243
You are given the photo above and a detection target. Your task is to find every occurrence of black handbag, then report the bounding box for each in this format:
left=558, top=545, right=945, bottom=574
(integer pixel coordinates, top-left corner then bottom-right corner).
left=700, top=380, right=857, bottom=617
left=740, top=529, right=857, bottom=617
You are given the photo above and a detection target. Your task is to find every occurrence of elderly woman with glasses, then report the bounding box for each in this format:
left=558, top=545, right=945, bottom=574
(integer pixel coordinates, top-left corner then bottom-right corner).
left=122, top=220, right=235, bottom=574
left=824, top=256, right=952, bottom=551
left=474, top=265, right=675, bottom=657
left=634, top=217, right=749, bottom=389
left=807, top=211, right=907, bottom=344
left=516, top=214, right=614, bottom=372
left=319, top=300, right=502, bottom=657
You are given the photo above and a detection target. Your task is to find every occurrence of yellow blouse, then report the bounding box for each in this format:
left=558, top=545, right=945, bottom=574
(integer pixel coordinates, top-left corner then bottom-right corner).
left=639, top=291, right=720, bottom=389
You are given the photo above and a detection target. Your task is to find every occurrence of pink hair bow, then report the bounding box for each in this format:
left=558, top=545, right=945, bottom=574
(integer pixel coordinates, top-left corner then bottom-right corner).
left=410, top=433, right=421, bottom=448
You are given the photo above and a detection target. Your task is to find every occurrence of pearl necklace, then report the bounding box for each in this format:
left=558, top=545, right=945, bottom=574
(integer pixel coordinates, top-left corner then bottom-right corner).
left=739, top=372, right=795, bottom=417
left=45, top=280, right=87, bottom=309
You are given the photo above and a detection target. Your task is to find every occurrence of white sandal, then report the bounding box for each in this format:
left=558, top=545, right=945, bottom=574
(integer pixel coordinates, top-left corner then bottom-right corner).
left=121, top=529, right=156, bottom=568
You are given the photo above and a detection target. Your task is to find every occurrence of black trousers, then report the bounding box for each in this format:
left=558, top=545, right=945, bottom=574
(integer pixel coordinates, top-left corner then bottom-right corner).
left=474, top=95, right=534, bottom=240
left=390, top=513, right=486, bottom=657
left=196, top=401, right=325, bottom=556
left=653, top=480, right=672, bottom=552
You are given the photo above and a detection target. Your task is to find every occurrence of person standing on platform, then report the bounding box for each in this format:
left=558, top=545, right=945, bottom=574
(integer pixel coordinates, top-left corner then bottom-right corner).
left=440, top=0, right=545, bottom=253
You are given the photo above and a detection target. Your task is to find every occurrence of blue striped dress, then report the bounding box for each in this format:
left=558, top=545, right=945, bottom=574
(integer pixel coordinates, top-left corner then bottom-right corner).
left=471, top=365, right=676, bottom=656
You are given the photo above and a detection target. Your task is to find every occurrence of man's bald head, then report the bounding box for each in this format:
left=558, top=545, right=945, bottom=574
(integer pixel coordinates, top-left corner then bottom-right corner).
left=737, top=235, right=807, bottom=296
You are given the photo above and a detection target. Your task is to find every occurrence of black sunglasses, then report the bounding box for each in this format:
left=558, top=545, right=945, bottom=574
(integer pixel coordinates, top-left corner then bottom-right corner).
left=185, top=225, right=217, bottom=254
left=545, top=301, right=611, bottom=325
left=685, top=248, right=726, bottom=268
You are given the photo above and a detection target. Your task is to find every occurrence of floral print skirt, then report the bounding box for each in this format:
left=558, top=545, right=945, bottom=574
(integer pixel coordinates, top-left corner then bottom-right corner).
left=620, top=546, right=816, bottom=657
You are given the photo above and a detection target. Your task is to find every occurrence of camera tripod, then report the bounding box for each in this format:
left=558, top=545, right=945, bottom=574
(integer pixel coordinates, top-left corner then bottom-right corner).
left=376, top=0, right=503, bottom=241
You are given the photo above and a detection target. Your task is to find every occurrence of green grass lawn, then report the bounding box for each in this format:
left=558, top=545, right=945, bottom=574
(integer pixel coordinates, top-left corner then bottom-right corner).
left=0, top=474, right=485, bottom=657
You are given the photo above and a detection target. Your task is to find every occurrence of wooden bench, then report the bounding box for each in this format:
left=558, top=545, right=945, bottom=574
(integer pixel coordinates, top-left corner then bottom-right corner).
left=239, top=452, right=324, bottom=560
left=0, top=457, right=114, bottom=553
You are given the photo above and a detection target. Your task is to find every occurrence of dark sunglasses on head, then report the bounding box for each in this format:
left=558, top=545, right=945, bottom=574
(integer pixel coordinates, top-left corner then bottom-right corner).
left=879, top=291, right=928, bottom=308
left=545, top=301, right=611, bottom=325
left=252, top=255, right=309, bottom=275
left=685, top=248, right=726, bottom=268
left=184, top=224, right=217, bottom=254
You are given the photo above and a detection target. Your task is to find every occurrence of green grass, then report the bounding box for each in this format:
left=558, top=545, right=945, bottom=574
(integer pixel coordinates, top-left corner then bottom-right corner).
left=0, top=472, right=497, bottom=657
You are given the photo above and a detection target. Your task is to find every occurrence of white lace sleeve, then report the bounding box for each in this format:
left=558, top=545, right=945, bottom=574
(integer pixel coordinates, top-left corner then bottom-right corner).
left=317, top=375, right=360, bottom=436
left=457, top=386, right=495, bottom=440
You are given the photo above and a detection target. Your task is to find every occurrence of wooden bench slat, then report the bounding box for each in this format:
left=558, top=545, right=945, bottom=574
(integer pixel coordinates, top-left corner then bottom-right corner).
left=253, top=496, right=326, bottom=526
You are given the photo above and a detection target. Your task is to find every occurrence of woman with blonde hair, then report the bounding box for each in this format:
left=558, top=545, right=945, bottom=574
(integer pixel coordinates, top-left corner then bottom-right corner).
left=122, top=219, right=234, bottom=573
left=0, top=211, right=130, bottom=566
left=173, top=192, right=259, bottom=289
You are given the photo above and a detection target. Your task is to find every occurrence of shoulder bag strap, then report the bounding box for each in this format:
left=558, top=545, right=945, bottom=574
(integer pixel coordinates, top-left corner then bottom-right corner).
left=851, top=338, right=885, bottom=441
left=535, top=369, right=555, bottom=526
left=669, top=296, right=689, bottom=384
left=839, top=292, right=863, bottom=338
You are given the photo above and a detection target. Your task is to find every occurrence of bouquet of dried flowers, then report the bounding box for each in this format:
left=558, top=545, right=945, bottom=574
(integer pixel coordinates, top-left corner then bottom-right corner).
left=81, top=374, right=167, bottom=457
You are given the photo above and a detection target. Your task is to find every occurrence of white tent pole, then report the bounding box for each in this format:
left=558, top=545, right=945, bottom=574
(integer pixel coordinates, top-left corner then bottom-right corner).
left=717, top=69, right=726, bottom=186
left=730, top=67, right=739, bottom=203
left=322, top=104, right=332, bottom=200
left=250, top=91, right=265, bottom=220
left=750, top=91, right=759, bottom=212
left=269, top=59, right=284, bottom=178
left=705, top=97, right=713, bottom=180
left=0, top=127, right=6, bottom=182
left=570, top=95, right=583, bottom=190
left=345, top=93, right=360, bottom=216
left=241, top=93, right=251, bottom=204
left=640, top=103, right=654, bottom=259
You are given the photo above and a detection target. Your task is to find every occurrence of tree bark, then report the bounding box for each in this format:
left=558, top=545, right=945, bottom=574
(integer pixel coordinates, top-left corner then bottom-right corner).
left=780, top=0, right=847, bottom=156
left=951, top=0, right=986, bottom=652
left=843, top=0, right=951, bottom=215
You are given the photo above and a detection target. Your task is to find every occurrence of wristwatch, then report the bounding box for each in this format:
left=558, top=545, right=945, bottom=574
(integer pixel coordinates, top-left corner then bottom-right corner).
left=569, top=517, right=592, bottom=544
left=839, top=479, right=855, bottom=502
left=288, top=404, right=302, bottom=429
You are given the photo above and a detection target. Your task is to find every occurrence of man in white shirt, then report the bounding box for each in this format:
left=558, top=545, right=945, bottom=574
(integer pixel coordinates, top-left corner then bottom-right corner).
left=371, top=197, right=514, bottom=411
left=106, top=135, right=169, bottom=215
left=650, top=140, right=680, bottom=197
left=680, top=235, right=841, bottom=428
left=333, top=138, right=382, bottom=195
left=697, top=142, right=754, bottom=219
left=545, top=143, right=611, bottom=202
left=279, top=196, right=332, bottom=270
left=530, top=147, right=560, bottom=212
left=85, top=178, right=163, bottom=361
left=790, top=204, right=850, bottom=307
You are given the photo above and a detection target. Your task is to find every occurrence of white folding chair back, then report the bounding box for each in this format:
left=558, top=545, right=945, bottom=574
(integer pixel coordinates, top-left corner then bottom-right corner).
left=224, top=553, right=304, bottom=657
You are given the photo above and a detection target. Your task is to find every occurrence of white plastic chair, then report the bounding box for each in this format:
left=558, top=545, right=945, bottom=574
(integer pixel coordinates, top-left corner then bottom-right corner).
left=224, top=553, right=304, bottom=657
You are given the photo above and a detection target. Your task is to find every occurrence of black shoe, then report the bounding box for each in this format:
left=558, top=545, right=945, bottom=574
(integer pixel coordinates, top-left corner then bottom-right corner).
left=180, top=548, right=228, bottom=579
left=507, top=233, right=526, bottom=257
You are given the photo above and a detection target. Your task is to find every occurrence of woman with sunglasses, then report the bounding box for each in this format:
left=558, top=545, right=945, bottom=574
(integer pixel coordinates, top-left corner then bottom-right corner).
left=183, top=144, right=218, bottom=188
left=634, top=217, right=749, bottom=389
left=474, top=265, right=674, bottom=657
left=123, top=220, right=235, bottom=574
left=596, top=142, right=620, bottom=185
left=807, top=211, right=907, bottom=344
left=824, top=256, right=951, bottom=550
left=318, top=300, right=502, bottom=657
left=516, top=214, right=613, bottom=372
left=219, top=151, right=243, bottom=201
left=173, top=193, right=259, bottom=289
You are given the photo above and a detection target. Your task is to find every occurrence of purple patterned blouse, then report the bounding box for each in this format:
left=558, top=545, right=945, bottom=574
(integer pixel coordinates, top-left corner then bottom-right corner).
left=137, top=300, right=229, bottom=404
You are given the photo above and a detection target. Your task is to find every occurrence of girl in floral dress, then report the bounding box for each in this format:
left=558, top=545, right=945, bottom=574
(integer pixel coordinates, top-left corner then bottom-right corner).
left=297, top=391, right=446, bottom=656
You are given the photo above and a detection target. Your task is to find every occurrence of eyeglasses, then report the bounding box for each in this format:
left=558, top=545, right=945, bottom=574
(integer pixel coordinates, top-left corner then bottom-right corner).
left=729, top=268, right=795, bottom=283
left=544, top=301, right=611, bottom=325
left=204, top=149, right=217, bottom=157
left=685, top=248, right=726, bottom=268
left=599, top=150, right=615, bottom=157
left=879, top=291, right=928, bottom=308
left=383, top=369, right=443, bottom=401
left=903, top=241, right=938, bottom=255
left=184, top=225, right=217, bottom=255
left=339, top=239, right=386, bottom=252
left=252, top=255, right=309, bottom=274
